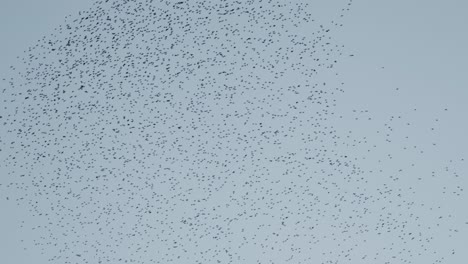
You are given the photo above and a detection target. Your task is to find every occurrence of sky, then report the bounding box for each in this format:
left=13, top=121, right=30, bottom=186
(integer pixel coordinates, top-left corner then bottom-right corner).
left=1, top=0, right=467, bottom=263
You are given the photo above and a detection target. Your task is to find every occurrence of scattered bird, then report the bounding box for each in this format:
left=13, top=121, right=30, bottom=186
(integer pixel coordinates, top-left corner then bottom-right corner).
left=0, top=0, right=465, bottom=263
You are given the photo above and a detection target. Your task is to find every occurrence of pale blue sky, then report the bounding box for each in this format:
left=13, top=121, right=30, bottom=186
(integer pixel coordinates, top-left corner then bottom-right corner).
left=1, top=0, right=467, bottom=263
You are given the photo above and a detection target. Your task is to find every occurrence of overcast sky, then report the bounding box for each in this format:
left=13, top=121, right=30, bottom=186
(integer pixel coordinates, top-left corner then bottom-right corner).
left=1, top=0, right=467, bottom=263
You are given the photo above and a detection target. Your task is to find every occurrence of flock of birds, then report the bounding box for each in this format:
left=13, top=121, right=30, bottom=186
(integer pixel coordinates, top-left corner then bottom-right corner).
left=0, top=0, right=466, bottom=263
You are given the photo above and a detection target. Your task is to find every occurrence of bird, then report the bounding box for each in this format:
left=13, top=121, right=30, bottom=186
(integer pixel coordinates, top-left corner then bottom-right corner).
left=0, top=0, right=466, bottom=263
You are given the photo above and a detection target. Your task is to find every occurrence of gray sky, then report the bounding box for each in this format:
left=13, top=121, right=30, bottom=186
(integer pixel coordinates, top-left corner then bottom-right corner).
left=1, top=0, right=467, bottom=263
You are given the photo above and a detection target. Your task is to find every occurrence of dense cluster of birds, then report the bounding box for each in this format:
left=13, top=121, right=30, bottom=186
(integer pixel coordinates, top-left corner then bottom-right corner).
left=0, top=0, right=466, bottom=263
